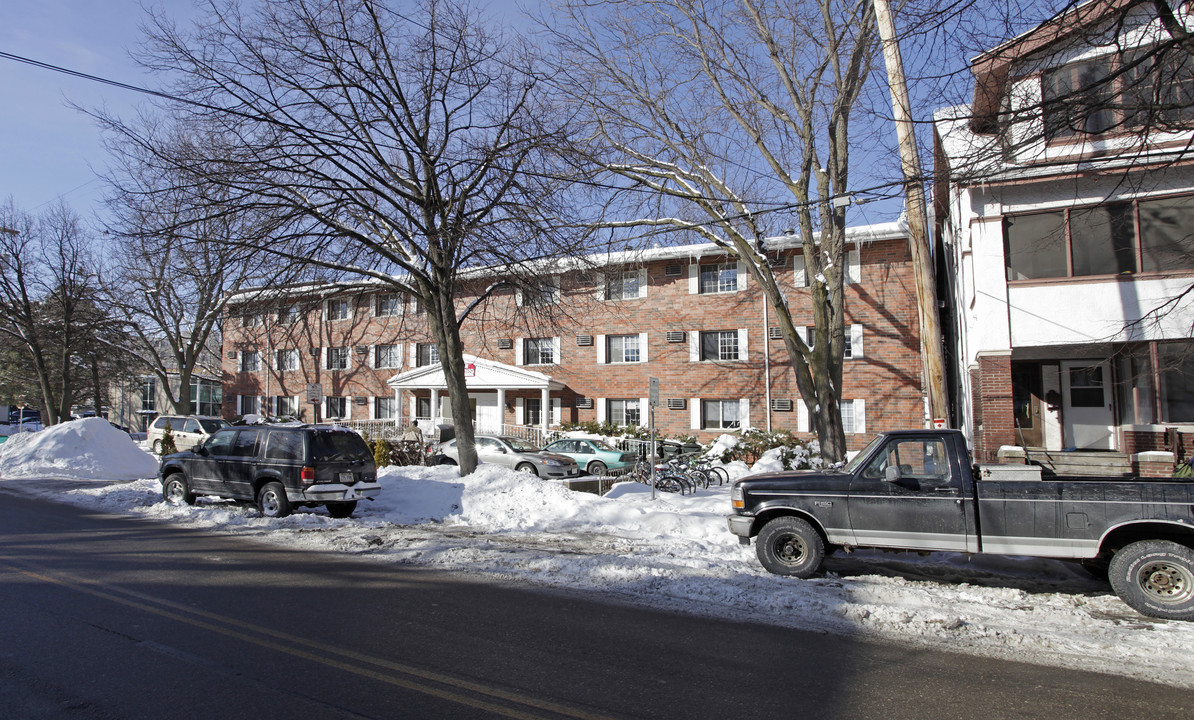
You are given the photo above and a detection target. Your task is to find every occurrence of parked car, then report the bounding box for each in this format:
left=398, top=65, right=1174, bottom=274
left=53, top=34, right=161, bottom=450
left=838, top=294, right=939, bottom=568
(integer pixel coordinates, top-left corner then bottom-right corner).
left=159, top=424, right=380, bottom=518
left=541, top=437, right=638, bottom=476
left=431, top=435, right=580, bottom=478
left=147, top=415, right=231, bottom=454
left=9, top=408, right=41, bottom=425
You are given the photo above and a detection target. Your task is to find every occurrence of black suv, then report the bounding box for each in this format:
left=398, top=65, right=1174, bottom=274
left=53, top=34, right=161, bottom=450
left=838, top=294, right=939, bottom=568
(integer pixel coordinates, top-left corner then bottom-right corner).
left=159, top=425, right=380, bottom=518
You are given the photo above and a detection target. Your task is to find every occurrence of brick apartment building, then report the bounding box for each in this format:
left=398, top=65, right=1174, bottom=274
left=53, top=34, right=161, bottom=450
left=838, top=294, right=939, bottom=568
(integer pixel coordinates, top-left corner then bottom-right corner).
left=222, top=221, right=929, bottom=447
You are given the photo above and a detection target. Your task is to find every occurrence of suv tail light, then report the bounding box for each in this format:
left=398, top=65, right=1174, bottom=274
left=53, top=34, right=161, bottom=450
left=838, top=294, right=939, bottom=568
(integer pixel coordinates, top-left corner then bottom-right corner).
left=301, top=466, right=316, bottom=485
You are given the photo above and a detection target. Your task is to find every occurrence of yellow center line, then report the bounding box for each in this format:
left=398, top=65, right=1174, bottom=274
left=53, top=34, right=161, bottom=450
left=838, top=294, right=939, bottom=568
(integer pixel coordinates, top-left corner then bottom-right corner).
left=1, top=559, right=619, bottom=720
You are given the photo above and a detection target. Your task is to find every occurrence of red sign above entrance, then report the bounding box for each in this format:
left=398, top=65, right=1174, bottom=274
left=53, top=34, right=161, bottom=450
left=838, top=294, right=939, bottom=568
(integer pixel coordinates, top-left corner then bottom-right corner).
left=464, top=363, right=476, bottom=377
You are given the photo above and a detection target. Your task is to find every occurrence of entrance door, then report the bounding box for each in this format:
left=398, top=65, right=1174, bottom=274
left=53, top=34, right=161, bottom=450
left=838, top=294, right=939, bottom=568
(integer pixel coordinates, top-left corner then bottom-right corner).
left=472, top=393, right=500, bottom=434
left=1061, top=360, right=1115, bottom=450
left=1011, top=363, right=1044, bottom=448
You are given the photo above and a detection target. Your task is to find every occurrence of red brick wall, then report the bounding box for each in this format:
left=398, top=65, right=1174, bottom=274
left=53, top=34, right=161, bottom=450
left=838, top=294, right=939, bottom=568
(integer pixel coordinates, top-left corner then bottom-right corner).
left=223, top=239, right=927, bottom=448
left=975, top=352, right=1014, bottom=462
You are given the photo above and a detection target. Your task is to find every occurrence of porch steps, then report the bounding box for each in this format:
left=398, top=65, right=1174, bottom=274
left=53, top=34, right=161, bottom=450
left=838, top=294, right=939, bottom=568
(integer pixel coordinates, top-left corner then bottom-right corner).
left=1025, top=450, right=1135, bottom=477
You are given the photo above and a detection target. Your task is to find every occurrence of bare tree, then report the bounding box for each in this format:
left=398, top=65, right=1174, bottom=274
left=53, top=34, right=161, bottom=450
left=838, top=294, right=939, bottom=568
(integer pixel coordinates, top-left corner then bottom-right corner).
left=544, top=0, right=877, bottom=460
left=0, top=199, right=120, bottom=425
left=113, top=0, right=577, bottom=473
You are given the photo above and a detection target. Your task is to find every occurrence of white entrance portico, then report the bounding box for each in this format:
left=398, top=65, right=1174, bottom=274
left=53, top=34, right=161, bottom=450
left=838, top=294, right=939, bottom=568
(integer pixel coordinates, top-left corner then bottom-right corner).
left=387, top=354, right=565, bottom=439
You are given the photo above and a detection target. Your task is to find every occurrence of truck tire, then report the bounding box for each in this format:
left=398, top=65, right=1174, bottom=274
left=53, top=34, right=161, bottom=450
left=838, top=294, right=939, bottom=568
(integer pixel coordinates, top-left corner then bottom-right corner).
left=756, top=516, right=825, bottom=578
left=162, top=474, right=195, bottom=506
left=1108, top=540, right=1194, bottom=620
left=256, top=481, right=292, bottom=519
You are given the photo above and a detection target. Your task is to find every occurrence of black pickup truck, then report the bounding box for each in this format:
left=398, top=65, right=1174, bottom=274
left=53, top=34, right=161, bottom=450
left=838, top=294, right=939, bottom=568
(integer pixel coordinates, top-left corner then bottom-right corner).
left=728, top=429, right=1194, bottom=620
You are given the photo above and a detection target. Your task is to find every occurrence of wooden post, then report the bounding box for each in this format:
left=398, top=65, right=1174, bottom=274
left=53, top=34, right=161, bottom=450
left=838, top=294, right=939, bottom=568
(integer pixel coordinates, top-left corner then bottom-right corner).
left=873, top=0, right=949, bottom=425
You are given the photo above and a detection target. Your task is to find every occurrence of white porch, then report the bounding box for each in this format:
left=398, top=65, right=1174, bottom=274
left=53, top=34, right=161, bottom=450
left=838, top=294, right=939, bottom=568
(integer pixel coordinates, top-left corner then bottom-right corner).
left=386, top=354, right=565, bottom=441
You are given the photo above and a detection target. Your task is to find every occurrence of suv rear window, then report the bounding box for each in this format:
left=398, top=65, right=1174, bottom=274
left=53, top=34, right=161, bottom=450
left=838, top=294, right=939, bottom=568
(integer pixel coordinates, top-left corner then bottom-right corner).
left=309, top=431, right=370, bottom=462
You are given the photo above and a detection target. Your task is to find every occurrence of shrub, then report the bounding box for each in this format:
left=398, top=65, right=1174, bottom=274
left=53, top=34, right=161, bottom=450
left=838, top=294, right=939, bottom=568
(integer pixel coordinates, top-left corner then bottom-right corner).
left=711, top=428, right=822, bottom=469
left=374, top=437, right=393, bottom=468
left=160, top=424, right=178, bottom=455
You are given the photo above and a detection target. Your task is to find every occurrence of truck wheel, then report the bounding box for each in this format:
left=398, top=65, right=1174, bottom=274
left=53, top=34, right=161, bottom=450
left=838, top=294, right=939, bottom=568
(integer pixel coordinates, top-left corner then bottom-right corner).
left=756, top=516, right=825, bottom=578
left=326, top=501, right=357, bottom=519
left=162, top=474, right=195, bottom=506
left=1108, top=540, right=1194, bottom=620
left=256, top=481, right=292, bottom=519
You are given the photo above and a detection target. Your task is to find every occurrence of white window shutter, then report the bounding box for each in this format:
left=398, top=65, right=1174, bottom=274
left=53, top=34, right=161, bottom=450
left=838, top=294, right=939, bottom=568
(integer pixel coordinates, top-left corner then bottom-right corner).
left=409, top=395, right=417, bottom=419
left=367, top=397, right=375, bottom=419
left=738, top=328, right=749, bottom=361
left=552, top=337, right=561, bottom=364
left=688, top=263, right=698, bottom=294
left=515, top=287, right=525, bottom=306
left=638, top=332, right=648, bottom=363
left=345, top=348, right=352, bottom=370
left=515, top=338, right=525, bottom=365
left=596, top=398, right=606, bottom=423
left=640, top=398, right=649, bottom=422
left=736, top=261, right=747, bottom=290
left=637, top=268, right=648, bottom=298
left=851, top=324, right=864, bottom=358
left=855, top=399, right=866, bottom=434
left=688, top=332, right=699, bottom=362
left=596, top=334, right=607, bottom=364
left=345, top=397, right=352, bottom=420
left=846, top=249, right=861, bottom=284
left=797, top=401, right=809, bottom=433
left=596, top=272, right=606, bottom=300
left=552, top=398, right=562, bottom=425
left=794, top=254, right=807, bottom=287
left=691, top=399, right=701, bottom=430
left=740, top=399, right=751, bottom=430
left=515, top=398, right=524, bottom=425
left=321, top=347, right=328, bottom=370
left=368, top=345, right=375, bottom=369
left=236, top=395, right=243, bottom=415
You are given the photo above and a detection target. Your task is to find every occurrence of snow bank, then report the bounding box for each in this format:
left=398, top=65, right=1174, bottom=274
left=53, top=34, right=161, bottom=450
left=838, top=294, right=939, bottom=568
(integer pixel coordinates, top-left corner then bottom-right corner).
left=0, top=418, right=159, bottom=481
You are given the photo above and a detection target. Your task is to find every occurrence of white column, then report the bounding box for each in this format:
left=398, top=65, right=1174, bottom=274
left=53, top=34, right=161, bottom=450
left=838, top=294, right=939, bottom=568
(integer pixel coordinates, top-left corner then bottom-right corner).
left=496, top=388, right=506, bottom=432
left=431, top=388, right=440, bottom=426
left=540, top=387, right=549, bottom=434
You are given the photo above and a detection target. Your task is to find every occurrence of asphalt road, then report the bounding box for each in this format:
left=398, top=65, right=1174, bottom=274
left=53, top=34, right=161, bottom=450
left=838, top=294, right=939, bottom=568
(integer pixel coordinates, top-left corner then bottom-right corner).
left=1, top=488, right=1191, bottom=720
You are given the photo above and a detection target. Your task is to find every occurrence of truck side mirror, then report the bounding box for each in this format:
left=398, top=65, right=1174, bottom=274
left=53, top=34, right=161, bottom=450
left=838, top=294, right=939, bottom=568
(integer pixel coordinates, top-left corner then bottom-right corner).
left=884, top=465, right=902, bottom=483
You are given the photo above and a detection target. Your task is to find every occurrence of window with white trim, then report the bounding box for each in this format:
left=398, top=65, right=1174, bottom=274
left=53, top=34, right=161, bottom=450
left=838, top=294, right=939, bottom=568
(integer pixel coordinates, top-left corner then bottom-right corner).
left=606, top=270, right=640, bottom=300
left=699, top=262, right=738, bottom=294
left=241, top=313, right=262, bottom=327
left=375, top=344, right=401, bottom=369
left=326, top=347, right=349, bottom=370
left=525, top=398, right=543, bottom=427
left=375, top=293, right=400, bottom=317
left=416, top=343, right=439, bottom=367
left=375, top=397, right=397, bottom=419
left=699, top=331, right=739, bottom=361
left=842, top=400, right=857, bottom=434
left=241, top=350, right=261, bottom=372
left=327, top=298, right=351, bottom=321
left=524, top=338, right=556, bottom=365
left=278, top=306, right=298, bottom=324
left=519, top=277, right=560, bottom=306
left=702, top=399, right=741, bottom=429
left=607, top=334, right=641, bottom=363
left=276, top=396, right=297, bottom=417
left=325, top=396, right=347, bottom=419
left=276, top=349, right=298, bottom=371
left=140, top=376, right=156, bottom=413
left=608, top=399, right=641, bottom=426
left=240, top=395, right=260, bottom=416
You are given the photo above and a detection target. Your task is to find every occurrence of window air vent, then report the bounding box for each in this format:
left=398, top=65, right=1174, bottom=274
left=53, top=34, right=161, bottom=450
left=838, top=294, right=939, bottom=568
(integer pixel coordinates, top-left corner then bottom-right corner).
left=226, top=351, right=237, bottom=359
left=497, top=338, right=513, bottom=350
left=575, top=397, right=593, bottom=409
left=355, top=345, right=368, bottom=355
left=576, top=335, right=594, bottom=346
left=309, top=347, right=320, bottom=357
left=771, top=399, right=793, bottom=412
left=769, top=327, right=783, bottom=340
left=665, top=264, right=682, bottom=276
left=666, top=398, right=687, bottom=410
left=665, top=331, right=686, bottom=343
left=354, top=397, right=368, bottom=405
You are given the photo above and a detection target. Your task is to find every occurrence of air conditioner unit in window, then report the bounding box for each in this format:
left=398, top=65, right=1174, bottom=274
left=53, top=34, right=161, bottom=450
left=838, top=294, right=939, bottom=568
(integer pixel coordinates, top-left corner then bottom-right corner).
left=355, top=346, right=368, bottom=355
left=771, top=399, right=793, bottom=412
left=497, top=338, right=513, bottom=350
left=666, top=398, right=686, bottom=410
left=309, top=347, right=320, bottom=357
left=575, top=397, right=593, bottom=409
left=665, top=331, right=686, bottom=343
left=576, top=335, right=593, bottom=346
left=769, top=327, right=783, bottom=340
left=354, top=397, right=368, bottom=405
left=664, top=264, right=682, bottom=276
left=226, top=351, right=237, bottom=359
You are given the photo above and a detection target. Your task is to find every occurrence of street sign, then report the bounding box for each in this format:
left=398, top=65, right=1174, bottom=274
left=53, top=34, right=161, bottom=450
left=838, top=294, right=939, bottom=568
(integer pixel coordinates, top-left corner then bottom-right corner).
left=306, top=383, right=322, bottom=403
left=649, top=376, right=660, bottom=407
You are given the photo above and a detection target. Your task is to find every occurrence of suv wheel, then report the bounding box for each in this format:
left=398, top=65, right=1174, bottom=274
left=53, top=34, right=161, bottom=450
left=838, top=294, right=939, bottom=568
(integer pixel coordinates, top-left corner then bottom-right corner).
left=162, top=474, right=195, bottom=506
left=326, top=501, right=357, bottom=519
left=256, top=481, right=292, bottom=518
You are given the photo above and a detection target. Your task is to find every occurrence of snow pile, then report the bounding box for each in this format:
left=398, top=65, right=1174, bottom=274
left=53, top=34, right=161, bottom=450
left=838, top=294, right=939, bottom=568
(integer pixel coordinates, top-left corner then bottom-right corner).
left=0, top=418, right=159, bottom=481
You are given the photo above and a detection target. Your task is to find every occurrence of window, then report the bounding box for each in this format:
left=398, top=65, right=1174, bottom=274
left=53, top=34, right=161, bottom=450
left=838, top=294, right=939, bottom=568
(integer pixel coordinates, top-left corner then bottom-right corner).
left=375, top=397, right=397, bottom=419
left=206, top=429, right=236, bottom=456
left=140, top=376, right=156, bottom=413
left=278, top=306, right=298, bottom=324
left=519, top=279, right=559, bottom=306
left=327, top=298, right=350, bottom=321
left=265, top=431, right=302, bottom=461
left=241, top=350, right=261, bottom=372
left=702, top=399, right=740, bottom=429
left=326, top=347, right=349, bottom=370
left=1070, top=203, right=1135, bottom=276
left=607, top=334, right=641, bottom=363
left=326, top=396, right=347, bottom=419
left=1043, top=57, right=1114, bottom=139
left=276, top=349, right=298, bottom=372
left=240, top=395, right=260, bottom=416
left=189, top=379, right=223, bottom=416
left=803, top=326, right=857, bottom=359
left=608, top=399, right=641, bottom=426
left=841, top=400, right=857, bottom=434
left=525, top=398, right=543, bottom=427
left=275, top=396, right=297, bottom=417
left=375, top=293, right=400, bottom=317
left=375, top=344, right=401, bottom=369
left=416, top=343, right=439, bottom=367
left=524, top=338, right=556, bottom=365
left=699, top=262, right=738, bottom=294
left=1139, top=195, right=1194, bottom=272
left=1159, top=341, right=1194, bottom=422
left=241, top=313, right=262, bottom=328
left=230, top=429, right=260, bottom=457
left=416, top=396, right=432, bottom=419
left=700, top=331, right=739, bottom=361
left=1004, top=212, right=1068, bottom=280
left=1122, top=45, right=1194, bottom=129
left=606, top=270, right=640, bottom=300
left=861, top=438, right=950, bottom=484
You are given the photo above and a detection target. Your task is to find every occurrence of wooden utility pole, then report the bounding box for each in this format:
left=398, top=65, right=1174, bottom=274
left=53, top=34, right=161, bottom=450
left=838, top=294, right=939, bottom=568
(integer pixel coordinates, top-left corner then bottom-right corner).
left=872, top=0, right=949, bottom=425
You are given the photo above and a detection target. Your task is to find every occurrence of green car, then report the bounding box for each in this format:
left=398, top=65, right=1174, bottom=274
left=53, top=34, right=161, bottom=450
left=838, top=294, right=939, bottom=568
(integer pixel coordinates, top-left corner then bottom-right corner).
left=541, top=438, right=639, bottom=476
